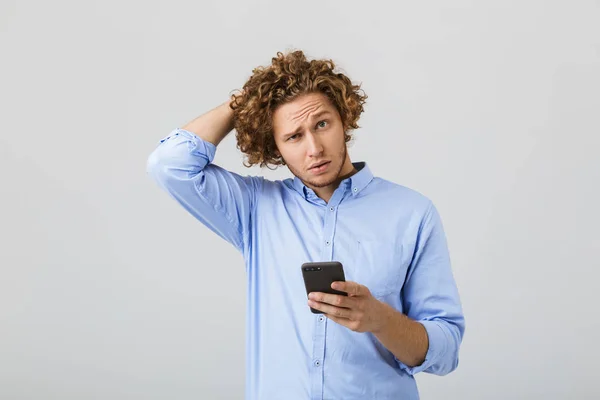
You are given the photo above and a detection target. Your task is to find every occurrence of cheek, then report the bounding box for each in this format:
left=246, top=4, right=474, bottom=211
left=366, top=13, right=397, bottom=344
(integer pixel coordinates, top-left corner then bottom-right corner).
left=326, top=131, right=346, bottom=151
left=280, top=148, right=304, bottom=166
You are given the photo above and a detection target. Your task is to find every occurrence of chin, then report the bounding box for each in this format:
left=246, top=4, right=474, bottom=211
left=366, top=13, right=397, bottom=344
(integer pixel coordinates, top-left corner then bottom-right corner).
left=305, top=171, right=338, bottom=188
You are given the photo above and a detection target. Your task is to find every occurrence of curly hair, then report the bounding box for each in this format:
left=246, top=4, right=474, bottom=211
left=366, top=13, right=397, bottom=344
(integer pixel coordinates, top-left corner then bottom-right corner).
left=229, top=50, right=368, bottom=168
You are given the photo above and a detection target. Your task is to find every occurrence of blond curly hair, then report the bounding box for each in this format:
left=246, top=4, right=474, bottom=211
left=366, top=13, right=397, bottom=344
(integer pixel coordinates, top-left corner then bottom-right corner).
left=229, top=50, right=368, bottom=168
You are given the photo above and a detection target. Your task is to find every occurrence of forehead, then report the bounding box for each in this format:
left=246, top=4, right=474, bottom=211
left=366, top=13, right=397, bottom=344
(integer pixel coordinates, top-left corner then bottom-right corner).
left=272, top=92, right=334, bottom=128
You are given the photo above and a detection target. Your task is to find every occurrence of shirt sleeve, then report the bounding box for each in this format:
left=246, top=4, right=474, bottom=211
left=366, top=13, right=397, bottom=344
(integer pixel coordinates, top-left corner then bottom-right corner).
left=395, top=200, right=466, bottom=376
left=146, top=128, right=263, bottom=255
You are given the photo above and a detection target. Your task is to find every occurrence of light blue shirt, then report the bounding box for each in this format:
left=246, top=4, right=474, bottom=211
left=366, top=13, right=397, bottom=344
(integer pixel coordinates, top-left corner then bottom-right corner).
left=146, top=128, right=465, bottom=400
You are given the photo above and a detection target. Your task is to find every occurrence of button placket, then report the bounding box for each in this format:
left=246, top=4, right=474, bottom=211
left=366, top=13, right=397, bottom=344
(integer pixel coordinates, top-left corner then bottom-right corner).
left=311, top=190, right=344, bottom=399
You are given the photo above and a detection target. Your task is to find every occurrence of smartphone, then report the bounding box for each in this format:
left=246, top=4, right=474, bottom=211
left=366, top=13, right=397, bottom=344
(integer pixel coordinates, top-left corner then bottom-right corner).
left=301, top=261, right=347, bottom=314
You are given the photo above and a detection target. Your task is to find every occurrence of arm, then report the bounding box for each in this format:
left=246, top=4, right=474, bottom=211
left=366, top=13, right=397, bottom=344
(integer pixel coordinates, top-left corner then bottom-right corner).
left=371, top=302, right=429, bottom=368
left=379, top=201, right=465, bottom=375
left=180, top=98, right=236, bottom=146
left=146, top=97, right=263, bottom=255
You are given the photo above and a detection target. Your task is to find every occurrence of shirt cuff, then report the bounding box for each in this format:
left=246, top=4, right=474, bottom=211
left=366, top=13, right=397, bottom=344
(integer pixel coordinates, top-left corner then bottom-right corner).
left=159, top=128, right=217, bottom=163
left=395, top=320, right=448, bottom=375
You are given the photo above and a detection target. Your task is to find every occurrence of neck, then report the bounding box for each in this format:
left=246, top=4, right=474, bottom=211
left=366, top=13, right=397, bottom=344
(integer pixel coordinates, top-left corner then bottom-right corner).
left=311, top=156, right=357, bottom=203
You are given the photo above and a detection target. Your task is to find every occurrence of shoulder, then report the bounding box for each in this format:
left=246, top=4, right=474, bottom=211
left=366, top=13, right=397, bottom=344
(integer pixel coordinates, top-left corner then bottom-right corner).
left=368, top=176, right=433, bottom=212
left=233, top=174, right=298, bottom=197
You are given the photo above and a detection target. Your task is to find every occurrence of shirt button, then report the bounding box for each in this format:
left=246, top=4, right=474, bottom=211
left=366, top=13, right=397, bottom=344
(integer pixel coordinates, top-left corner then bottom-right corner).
left=325, top=240, right=330, bottom=246
left=314, top=360, right=321, bottom=367
left=353, top=187, right=358, bottom=192
left=329, top=207, right=334, bottom=211
left=318, top=315, right=325, bottom=322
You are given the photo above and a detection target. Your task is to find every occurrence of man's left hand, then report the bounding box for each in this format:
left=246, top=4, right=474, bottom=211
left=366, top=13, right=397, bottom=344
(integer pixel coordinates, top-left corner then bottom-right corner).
left=307, top=281, right=388, bottom=333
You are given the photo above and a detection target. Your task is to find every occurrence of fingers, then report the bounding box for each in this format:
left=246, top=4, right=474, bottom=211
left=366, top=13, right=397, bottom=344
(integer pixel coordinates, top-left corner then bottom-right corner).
left=308, top=298, right=354, bottom=319
left=331, top=281, right=363, bottom=297
left=308, top=292, right=354, bottom=309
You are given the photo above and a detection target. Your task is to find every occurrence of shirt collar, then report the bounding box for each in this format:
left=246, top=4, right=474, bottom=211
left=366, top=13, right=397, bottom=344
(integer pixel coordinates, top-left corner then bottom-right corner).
left=292, top=161, right=374, bottom=200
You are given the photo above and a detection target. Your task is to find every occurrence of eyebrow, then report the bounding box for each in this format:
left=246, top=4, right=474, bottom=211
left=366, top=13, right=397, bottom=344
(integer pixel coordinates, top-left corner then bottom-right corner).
left=282, top=110, right=332, bottom=139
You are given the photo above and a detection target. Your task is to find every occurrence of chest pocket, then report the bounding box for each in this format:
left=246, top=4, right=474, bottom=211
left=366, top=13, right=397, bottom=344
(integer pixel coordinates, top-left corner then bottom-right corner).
left=347, top=237, right=407, bottom=298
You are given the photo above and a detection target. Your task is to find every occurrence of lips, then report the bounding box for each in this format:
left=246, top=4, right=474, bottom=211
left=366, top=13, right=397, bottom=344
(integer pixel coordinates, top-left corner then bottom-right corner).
left=308, top=161, right=331, bottom=175
left=310, top=161, right=329, bottom=170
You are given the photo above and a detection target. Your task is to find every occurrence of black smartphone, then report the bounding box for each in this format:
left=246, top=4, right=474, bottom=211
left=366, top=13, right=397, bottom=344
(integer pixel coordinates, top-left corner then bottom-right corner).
left=301, top=261, right=347, bottom=314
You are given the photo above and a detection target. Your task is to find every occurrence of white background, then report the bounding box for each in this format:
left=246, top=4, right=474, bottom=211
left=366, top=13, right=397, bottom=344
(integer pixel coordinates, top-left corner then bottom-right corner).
left=1, top=0, right=599, bottom=398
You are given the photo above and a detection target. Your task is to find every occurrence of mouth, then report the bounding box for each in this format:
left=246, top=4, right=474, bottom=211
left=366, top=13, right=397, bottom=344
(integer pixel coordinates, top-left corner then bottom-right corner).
left=309, top=161, right=330, bottom=174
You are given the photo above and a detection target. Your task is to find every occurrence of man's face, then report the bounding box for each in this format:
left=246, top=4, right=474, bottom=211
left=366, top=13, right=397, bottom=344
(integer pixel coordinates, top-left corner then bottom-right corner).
left=272, top=92, right=354, bottom=191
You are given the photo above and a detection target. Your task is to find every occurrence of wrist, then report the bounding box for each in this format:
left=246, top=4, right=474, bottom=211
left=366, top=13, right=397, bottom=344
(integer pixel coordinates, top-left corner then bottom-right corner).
left=371, top=300, right=394, bottom=334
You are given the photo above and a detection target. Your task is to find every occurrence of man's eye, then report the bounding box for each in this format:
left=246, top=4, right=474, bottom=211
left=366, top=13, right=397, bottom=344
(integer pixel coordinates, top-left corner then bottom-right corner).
left=288, top=134, right=300, bottom=141
left=317, top=120, right=328, bottom=129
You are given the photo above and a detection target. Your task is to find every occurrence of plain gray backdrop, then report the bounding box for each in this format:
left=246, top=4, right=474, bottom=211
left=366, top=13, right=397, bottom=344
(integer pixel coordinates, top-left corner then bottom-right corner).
left=1, top=0, right=599, bottom=399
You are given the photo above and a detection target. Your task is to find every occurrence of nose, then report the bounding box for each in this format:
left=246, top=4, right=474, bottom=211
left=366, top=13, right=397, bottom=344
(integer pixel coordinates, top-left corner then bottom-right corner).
left=306, top=132, right=323, bottom=157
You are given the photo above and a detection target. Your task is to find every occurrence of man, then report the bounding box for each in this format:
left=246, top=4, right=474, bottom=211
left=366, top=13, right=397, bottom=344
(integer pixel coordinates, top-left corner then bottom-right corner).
left=147, top=50, right=465, bottom=400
